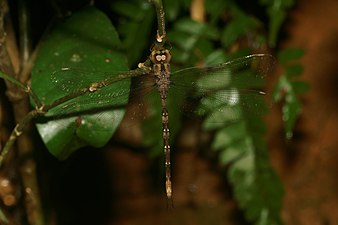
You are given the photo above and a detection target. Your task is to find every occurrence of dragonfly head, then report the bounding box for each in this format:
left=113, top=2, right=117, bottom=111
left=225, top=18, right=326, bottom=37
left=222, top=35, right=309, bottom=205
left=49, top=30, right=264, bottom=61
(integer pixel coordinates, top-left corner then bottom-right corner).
left=150, top=48, right=171, bottom=64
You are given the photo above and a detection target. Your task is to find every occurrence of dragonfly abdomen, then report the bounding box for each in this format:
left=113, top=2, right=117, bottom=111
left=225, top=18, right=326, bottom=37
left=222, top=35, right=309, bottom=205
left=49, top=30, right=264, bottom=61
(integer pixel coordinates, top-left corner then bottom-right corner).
left=162, top=108, right=173, bottom=203
left=150, top=47, right=174, bottom=205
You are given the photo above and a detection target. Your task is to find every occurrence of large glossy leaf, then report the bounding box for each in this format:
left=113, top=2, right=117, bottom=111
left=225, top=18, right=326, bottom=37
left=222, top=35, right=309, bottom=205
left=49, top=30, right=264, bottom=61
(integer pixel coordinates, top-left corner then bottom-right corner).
left=31, top=6, right=130, bottom=159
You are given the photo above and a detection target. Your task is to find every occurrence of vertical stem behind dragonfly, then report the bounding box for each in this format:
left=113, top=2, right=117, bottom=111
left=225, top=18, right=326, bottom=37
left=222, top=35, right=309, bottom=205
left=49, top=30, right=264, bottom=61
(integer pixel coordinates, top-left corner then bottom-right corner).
left=150, top=0, right=166, bottom=41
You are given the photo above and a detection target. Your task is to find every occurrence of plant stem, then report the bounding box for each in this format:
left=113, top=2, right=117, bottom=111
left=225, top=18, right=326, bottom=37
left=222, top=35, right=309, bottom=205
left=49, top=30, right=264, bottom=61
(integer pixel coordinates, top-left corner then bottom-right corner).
left=0, top=110, right=41, bottom=167
left=18, top=0, right=31, bottom=70
left=0, top=0, right=45, bottom=224
left=150, top=0, right=166, bottom=41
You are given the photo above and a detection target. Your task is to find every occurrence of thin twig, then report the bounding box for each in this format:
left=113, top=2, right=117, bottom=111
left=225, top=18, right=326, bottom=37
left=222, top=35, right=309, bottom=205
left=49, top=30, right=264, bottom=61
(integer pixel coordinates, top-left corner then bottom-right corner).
left=0, top=0, right=45, bottom=224
left=43, top=67, right=149, bottom=113
left=0, top=110, right=42, bottom=167
left=150, top=0, right=166, bottom=43
left=18, top=0, right=32, bottom=70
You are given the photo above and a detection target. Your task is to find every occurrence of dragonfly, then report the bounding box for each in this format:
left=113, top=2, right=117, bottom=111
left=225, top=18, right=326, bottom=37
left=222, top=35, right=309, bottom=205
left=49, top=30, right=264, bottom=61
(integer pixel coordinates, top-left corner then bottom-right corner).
left=35, top=35, right=274, bottom=205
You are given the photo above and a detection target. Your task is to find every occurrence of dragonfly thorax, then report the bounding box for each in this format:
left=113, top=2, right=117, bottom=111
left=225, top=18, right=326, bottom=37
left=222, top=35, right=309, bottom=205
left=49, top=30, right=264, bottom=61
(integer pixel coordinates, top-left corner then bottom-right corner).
left=150, top=49, right=171, bottom=64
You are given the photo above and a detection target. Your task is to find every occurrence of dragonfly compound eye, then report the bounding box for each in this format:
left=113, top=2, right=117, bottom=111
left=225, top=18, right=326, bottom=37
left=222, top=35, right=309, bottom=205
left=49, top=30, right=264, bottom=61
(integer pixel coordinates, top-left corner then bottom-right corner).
left=150, top=49, right=172, bottom=64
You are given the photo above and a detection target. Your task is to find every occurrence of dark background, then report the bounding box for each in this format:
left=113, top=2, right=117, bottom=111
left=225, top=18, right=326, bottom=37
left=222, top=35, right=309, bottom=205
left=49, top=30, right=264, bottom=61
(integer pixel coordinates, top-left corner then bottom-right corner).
left=1, top=0, right=338, bottom=224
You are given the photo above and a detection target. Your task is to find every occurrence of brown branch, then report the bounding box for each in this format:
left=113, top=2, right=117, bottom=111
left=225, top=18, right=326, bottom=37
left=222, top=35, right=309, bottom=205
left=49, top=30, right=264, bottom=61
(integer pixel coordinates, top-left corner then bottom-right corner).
left=0, top=0, right=45, bottom=224
left=150, top=0, right=166, bottom=43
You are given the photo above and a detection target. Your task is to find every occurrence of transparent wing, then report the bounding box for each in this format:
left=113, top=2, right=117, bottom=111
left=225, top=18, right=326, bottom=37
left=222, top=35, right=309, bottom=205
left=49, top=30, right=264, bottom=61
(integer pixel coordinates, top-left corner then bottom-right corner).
left=45, top=68, right=153, bottom=117
left=168, top=54, right=275, bottom=125
left=45, top=54, right=275, bottom=125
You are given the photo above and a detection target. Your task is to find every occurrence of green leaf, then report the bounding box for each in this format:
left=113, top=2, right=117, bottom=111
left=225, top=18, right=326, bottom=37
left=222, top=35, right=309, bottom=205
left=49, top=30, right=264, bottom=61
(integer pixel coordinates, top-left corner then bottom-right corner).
left=163, top=0, right=180, bottom=21
left=228, top=140, right=283, bottom=225
left=283, top=94, right=301, bottom=139
left=267, top=8, right=286, bottom=47
left=203, top=50, right=227, bottom=65
left=292, top=81, right=310, bottom=94
left=175, top=18, right=219, bottom=39
left=261, top=0, right=296, bottom=47
left=272, top=75, right=289, bottom=102
left=31, top=6, right=130, bottom=159
left=111, top=0, right=154, bottom=66
left=167, top=17, right=220, bottom=65
left=110, top=1, right=146, bottom=20
left=260, top=0, right=295, bottom=7
left=221, top=12, right=260, bottom=48
left=197, top=53, right=283, bottom=224
left=205, top=0, right=229, bottom=24
left=0, top=209, right=8, bottom=225
left=273, top=47, right=308, bottom=138
left=285, top=64, right=304, bottom=77
left=272, top=73, right=306, bottom=139
left=170, top=30, right=199, bottom=51
left=278, top=48, right=305, bottom=65
left=212, top=124, right=243, bottom=150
